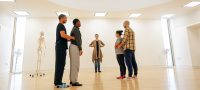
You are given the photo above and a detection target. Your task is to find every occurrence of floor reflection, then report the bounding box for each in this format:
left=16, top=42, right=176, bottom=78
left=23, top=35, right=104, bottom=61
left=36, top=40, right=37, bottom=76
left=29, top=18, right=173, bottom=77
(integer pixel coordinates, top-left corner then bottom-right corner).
left=9, top=74, right=22, bottom=90
left=167, top=68, right=177, bottom=90
left=4, top=68, right=200, bottom=90
left=93, top=73, right=104, bottom=90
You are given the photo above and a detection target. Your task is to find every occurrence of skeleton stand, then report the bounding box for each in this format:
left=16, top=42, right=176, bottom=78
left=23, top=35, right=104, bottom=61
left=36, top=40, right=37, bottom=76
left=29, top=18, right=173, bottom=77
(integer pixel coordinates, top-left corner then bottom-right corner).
left=30, top=32, right=46, bottom=77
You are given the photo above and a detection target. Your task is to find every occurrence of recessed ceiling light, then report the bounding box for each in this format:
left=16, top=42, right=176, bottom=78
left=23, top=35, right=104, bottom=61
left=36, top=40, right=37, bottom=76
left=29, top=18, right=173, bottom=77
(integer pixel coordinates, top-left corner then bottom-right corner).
left=14, top=11, right=29, bottom=16
left=129, top=13, right=142, bottom=18
left=0, top=0, right=14, bottom=2
left=95, top=13, right=107, bottom=17
left=56, top=12, right=70, bottom=16
left=162, top=14, right=175, bottom=18
left=185, top=1, right=200, bottom=7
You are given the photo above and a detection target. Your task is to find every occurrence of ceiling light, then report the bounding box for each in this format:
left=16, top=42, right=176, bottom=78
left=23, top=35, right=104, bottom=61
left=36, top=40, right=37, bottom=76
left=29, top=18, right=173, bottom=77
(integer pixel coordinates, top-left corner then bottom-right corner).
left=56, top=12, right=70, bottom=16
left=162, top=14, right=175, bottom=18
left=95, top=13, right=107, bottom=17
left=184, top=1, right=200, bottom=7
left=14, top=11, right=29, bottom=16
left=129, top=13, right=142, bottom=18
left=0, top=0, right=14, bottom=2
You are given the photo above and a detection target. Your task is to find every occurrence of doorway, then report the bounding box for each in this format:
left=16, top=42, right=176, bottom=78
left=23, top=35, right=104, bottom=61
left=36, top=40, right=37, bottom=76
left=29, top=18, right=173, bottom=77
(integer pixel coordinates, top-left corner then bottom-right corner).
left=187, top=23, right=200, bottom=67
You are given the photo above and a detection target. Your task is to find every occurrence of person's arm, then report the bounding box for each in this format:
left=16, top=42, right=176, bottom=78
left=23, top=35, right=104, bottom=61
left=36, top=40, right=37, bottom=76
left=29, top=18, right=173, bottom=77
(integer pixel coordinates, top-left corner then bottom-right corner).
left=100, top=40, right=105, bottom=47
left=117, top=29, right=128, bottom=48
left=74, top=29, right=83, bottom=56
left=115, top=42, right=121, bottom=48
left=60, top=31, right=74, bottom=40
left=89, top=41, right=94, bottom=47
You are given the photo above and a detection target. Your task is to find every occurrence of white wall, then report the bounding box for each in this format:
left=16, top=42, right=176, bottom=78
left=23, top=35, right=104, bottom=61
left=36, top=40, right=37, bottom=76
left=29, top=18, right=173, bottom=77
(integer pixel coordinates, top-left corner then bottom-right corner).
left=0, top=12, right=14, bottom=73
left=171, top=9, right=200, bottom=67
left=23, top=18, right=166, bottom=72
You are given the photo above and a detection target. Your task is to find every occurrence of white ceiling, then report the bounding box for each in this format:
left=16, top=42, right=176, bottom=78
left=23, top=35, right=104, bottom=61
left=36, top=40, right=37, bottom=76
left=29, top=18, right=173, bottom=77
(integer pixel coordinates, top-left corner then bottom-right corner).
left=0, top=0, right=199, bottom=19
left=49, top=0, right=172, bottom=12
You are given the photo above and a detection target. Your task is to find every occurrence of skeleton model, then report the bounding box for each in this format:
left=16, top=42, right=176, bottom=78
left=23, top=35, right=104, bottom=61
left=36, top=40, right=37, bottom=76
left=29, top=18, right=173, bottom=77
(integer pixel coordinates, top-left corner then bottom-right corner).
left=30, top=32, right=46, bottom=77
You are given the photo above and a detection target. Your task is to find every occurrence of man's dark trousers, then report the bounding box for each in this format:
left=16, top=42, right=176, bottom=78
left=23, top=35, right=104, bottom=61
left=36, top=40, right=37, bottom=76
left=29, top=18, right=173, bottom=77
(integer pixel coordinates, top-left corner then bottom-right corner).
left=132, top=52, right=138, bottom=76
left=54, top=45, right=67, bottom=85
left=124, top=49, right=133, bottom=77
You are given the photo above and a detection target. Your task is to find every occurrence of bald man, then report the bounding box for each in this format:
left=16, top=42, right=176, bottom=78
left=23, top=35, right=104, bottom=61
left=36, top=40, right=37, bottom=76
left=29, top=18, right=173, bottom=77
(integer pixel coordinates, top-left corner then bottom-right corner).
left=118, top=21, right=138, bottom=78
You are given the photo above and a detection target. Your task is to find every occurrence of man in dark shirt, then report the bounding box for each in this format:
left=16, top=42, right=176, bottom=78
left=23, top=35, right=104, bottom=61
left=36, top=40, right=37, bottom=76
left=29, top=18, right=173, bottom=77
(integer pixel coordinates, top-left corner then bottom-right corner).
left=69, top=18, right=83, bottom=86
left=54, top=14, right=74, bottom=88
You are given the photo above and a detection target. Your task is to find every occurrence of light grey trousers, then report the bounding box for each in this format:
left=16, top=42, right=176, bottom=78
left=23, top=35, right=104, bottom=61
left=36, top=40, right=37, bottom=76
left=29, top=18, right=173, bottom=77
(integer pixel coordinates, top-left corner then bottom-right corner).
left=69, top=44, right=80, bottom=83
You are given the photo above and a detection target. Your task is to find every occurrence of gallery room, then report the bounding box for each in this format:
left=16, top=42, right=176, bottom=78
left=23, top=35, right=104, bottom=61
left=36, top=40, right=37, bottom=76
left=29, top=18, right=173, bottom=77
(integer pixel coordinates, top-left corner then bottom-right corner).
left=0, top=0, right=200, bottom=90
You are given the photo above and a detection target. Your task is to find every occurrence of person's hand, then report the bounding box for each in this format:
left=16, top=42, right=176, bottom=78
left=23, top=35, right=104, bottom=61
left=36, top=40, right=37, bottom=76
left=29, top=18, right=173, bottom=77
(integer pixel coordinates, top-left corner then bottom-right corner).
left=68, top=36, right=75, bottom=41
left=80, top=50, right=83, bottom=56
left=117, top=44, right=122, bottom=49
left=100, top=45, right=104, bottom=47
left=71, top=36, right=75, bottom=40
left=115, top=45, right=118, bottom=48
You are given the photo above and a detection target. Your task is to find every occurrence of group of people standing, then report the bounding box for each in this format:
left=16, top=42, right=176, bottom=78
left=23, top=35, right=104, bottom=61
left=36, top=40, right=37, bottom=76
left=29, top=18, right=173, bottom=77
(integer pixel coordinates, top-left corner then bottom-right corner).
left=54, top=14, right=82, bottom=88
left=115, top=21, right=138, bottom=79
left=54, top=14, right=138, bottom=88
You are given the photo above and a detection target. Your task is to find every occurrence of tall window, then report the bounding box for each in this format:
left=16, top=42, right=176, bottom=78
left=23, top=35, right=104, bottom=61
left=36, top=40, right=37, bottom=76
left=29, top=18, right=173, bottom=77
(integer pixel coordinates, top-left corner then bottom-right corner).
left=10, top=17, right=26, bottom=73
left=161, top=18, right=175, bottom=67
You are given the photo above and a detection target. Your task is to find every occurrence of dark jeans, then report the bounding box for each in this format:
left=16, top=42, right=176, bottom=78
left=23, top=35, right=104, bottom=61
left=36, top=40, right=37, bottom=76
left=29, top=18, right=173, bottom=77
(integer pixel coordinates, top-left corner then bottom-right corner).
left=132, top=52, right=138, bottom=76
left=116, top=54, right=126, bottom=76
left=94, top=60, right=101, bottom=72
left=124, top=49, right=133, bottom=77
left=54, top=46, right=67, bottom=85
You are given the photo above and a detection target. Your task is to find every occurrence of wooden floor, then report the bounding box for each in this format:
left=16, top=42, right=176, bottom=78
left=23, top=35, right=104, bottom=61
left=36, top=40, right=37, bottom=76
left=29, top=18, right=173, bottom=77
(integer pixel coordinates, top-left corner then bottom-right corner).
left=1, top=67, right=200, bottom=90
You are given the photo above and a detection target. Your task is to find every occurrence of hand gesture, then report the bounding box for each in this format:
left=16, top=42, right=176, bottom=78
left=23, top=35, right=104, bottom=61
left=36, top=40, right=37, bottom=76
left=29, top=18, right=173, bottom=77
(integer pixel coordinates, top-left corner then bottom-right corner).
left=80, top=50, right=83, bottom=56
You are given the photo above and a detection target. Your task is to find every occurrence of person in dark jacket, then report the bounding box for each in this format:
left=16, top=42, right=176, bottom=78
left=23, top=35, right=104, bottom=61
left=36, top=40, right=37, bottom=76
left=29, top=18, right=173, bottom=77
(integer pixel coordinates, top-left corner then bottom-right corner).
left=54, top=14, right=74, bottom=88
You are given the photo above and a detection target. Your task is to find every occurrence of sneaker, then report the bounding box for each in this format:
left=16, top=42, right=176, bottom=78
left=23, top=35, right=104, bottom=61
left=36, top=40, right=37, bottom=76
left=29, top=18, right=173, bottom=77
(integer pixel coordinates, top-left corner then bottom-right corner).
left=117, top=76, right=126, bottom=79
left=117, top=76, right=123, bottom=79
left=54, top=83, right=66, bottom=86
left=55, top=84, right=69, bottom=88
left=127, top=77, right=133, bottom=79
left=121, top=76, right=126, bottom=79
left=133, top=75, right=137, bottom=78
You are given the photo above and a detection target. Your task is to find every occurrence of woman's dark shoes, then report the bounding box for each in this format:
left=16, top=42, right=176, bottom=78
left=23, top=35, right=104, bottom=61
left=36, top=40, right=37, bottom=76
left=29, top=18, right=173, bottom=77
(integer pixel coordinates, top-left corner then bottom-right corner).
left=98, top=71, right=101, bottom=72
left=70, top=82, right=82, bottom=86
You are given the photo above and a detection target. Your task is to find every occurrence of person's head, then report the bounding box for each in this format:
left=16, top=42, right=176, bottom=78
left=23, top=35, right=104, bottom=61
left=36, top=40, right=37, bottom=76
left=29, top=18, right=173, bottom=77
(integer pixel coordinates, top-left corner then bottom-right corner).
left=123, top=20, right=130, bottom=28
left=116, top=30, right=123, bottom=38
left=73, top=18, right=81, bottom=27
left=40, top=32, right=44, bottom=37
left=95, top=34, right=99, bottom=39
left=58, top=14, right=67, bottom=24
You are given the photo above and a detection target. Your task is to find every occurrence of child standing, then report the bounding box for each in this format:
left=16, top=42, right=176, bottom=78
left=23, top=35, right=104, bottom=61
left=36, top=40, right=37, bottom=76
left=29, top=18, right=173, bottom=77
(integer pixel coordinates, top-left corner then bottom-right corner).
left=115, top=30, right=126, bottom=79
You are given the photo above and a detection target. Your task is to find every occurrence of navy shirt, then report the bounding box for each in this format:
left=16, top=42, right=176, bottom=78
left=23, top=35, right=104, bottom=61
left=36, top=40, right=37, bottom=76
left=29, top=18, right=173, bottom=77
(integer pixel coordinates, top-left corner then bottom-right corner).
left=56, top=23, right=68, bottom=49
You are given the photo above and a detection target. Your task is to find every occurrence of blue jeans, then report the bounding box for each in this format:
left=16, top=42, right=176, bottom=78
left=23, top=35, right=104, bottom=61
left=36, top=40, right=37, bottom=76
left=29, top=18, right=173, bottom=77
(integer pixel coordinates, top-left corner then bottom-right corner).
left=95, top=60, right=100, bottom=72
left=124, top=49, right=133, bottom=77
left=132, top=52, right=138, bottom=76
